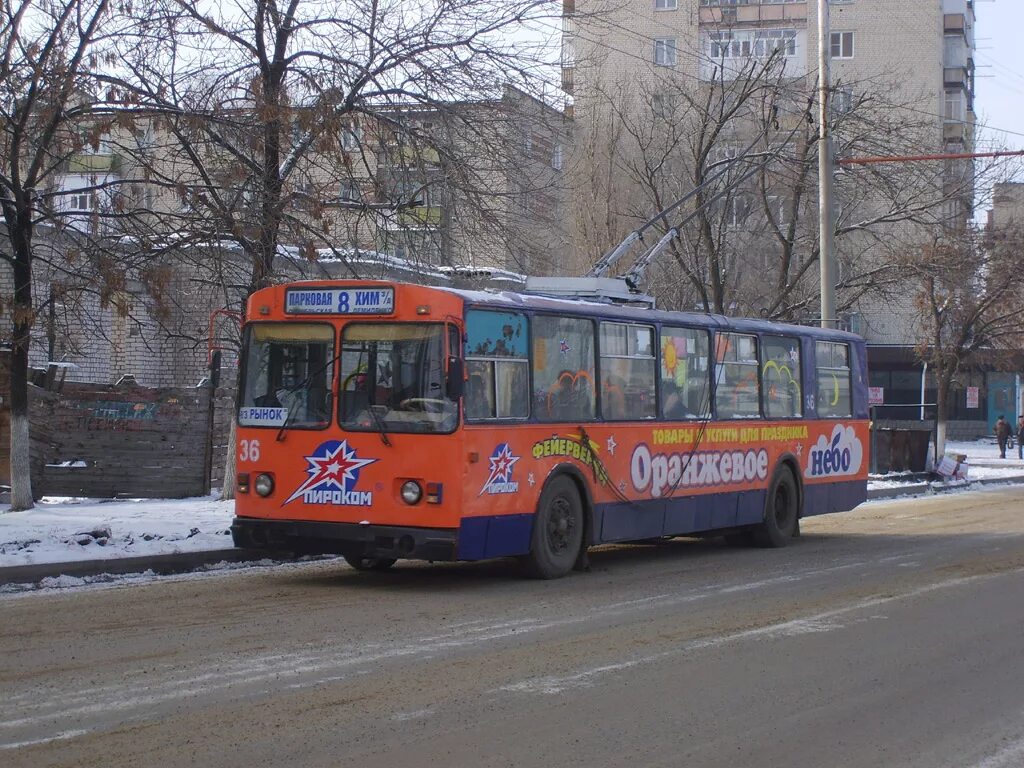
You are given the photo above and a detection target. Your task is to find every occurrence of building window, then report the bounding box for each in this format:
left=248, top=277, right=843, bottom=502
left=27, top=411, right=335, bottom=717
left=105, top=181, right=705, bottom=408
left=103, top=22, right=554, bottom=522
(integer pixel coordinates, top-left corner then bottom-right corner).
left=655, top=0, right=677, bottom=9
left=707, top=143, right=741, bottom=167
left=652, top=93, right=677, bottom=118
left=830, top=31, right=854, bottom=59
left=552, top=143, right=563, bottom=170
left=341, top=123, right=361, bottom=151
left=524, top=130, right=533, bottom=155
left=709, top=29, right=797, bottom=60
left=339, top=180, right=361, bottom=202
left=944, top=90, right=965, bottom=122
left=70, top=191, right=92, bottom=211
left=714, top=193, right=753, bottom=228
left=654, top=38, right=678, bottom=67
left=832, top=85, right=854, bottom=114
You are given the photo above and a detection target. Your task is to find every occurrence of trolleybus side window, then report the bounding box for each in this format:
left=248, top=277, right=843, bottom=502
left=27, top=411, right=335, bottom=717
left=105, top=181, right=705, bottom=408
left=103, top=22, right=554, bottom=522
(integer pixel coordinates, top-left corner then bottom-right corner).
left=715, top=332, right=761, bottom=419
left=599, top=322, right=656, bottom=420
left=816, top=341, right=852, bottom=417
left=659, top=326, right=711, bottom=420
left=338, top=323, right=457, bottom=433
left=762, top=335, right=803, bottom=419
left=533, top=315, right=596, bottom=422
left=464, top=309, right=530, bottom=420
left=239, top=323, right=334, bottom=428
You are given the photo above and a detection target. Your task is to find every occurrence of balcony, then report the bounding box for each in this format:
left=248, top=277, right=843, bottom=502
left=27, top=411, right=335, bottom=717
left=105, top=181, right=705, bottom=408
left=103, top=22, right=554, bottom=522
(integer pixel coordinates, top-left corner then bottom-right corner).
left=66, top=152, right=121, bottom=173
left=700, top=1, right=807, bottom=26
left=943, top=121, right=966, bottom=144
left=561, top=66, right=574, bottom=95
left=944, top=67, right=969, bottom=89
left=382, top=144, right=440, bottom=169
left=398, top=206, right=443, bottom=228
left=944, top=13, right=966, bottom=34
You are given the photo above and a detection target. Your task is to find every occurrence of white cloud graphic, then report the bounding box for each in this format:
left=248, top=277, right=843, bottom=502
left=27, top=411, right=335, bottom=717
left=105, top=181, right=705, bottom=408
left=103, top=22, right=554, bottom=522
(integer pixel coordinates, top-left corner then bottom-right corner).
left=807, top=425, right=863, bottom=477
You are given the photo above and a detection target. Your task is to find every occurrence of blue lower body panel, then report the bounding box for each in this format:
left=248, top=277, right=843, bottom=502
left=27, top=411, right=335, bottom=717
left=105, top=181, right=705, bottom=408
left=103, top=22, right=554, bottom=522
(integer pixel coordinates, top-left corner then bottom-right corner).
left=457, top=513, right=534, bottom=559
left=802, top=479, right=867, bottom=517
left=455, top=479, right=867, bottom=559
left=598, top=488, right=767, bottom=544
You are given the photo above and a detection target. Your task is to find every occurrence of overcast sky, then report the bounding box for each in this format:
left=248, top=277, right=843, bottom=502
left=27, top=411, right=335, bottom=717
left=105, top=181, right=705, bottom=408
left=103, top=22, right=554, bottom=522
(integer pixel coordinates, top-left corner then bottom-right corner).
left=974, top=0, right=1024, bottom=152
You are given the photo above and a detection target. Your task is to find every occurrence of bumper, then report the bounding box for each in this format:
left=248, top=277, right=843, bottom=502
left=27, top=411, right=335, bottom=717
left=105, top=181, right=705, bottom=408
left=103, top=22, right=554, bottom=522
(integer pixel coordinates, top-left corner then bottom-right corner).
left=230, top=517, right=458, bottom=561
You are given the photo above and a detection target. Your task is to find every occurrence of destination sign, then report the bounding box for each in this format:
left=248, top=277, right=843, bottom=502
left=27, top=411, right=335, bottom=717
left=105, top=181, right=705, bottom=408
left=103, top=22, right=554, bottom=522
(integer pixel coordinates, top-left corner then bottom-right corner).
left=238, top=406, right=288, bottom=426
left=285, top=287, right=395, bottom=315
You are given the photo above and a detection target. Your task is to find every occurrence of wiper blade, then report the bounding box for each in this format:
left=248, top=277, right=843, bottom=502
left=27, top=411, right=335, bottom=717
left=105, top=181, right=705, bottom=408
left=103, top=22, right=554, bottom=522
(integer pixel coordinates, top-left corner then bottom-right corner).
left=273, top=350, right=345, bottom=441
left=366, top=405, right=393, bottom=447
left=275, top=404, right=297, bottom=442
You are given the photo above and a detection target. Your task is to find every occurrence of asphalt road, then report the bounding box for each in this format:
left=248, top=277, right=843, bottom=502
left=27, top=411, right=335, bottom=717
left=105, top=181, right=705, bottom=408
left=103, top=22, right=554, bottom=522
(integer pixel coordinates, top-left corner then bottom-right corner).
left=3, top=487, right=1024, bottom=768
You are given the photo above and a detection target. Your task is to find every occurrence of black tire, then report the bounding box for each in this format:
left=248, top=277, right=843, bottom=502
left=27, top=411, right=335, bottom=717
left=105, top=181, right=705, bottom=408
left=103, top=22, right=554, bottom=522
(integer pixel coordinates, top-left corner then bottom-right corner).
left=523, top=476, right=585, bottom=579
left=344, top=555, right=398, bottom=571
left=753, top=467, right=799, bottom=548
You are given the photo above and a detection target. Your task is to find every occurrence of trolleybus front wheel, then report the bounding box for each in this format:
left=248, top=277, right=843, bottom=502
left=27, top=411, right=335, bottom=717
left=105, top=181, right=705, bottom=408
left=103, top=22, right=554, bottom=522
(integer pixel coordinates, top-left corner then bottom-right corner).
left=523, top=476, right=584, bottom=579
left=344, top=555, right=398, bottom=572
left=754, top=467, right=799, bottom=548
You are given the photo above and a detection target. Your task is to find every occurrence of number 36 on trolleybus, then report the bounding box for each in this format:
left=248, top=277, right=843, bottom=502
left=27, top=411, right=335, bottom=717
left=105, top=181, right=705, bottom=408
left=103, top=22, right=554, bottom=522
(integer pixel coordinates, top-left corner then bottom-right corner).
left=230, top=280, right=869, bottom=578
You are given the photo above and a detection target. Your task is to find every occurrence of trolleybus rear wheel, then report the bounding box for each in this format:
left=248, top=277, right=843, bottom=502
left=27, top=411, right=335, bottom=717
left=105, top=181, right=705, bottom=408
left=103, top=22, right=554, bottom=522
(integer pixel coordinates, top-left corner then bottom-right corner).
left=753, top=467, right=799, bottom=548
left=524, top=476, right=584, bottom=579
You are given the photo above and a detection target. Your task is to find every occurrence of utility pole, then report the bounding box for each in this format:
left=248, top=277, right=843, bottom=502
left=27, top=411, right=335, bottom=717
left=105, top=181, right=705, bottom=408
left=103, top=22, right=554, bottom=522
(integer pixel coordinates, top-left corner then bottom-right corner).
left=818, top=0, right=836, bottom=329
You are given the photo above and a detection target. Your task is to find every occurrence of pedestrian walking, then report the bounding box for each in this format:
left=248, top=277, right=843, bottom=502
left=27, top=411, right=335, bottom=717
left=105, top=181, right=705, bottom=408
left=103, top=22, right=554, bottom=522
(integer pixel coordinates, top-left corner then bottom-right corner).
left=1017, top=415, right=1024, bottom=460
left=994, top=415, right=1011, bottom=459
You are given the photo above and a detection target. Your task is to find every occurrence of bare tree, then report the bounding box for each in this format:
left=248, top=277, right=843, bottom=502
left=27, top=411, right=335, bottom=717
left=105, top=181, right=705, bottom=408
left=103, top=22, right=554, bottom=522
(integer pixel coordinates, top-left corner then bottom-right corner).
left=568, top=40, right=988, bottom=324
left=105, top=0, right=563, bottom=496
left=0, top=0, right=117, bottom=510
left=905, top=223, right=1024, bottom=457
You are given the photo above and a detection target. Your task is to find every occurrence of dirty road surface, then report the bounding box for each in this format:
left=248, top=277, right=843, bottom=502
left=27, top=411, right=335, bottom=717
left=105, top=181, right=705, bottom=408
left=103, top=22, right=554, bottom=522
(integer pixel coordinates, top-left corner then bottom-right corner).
left=3, top=487, right=1024, bottom=768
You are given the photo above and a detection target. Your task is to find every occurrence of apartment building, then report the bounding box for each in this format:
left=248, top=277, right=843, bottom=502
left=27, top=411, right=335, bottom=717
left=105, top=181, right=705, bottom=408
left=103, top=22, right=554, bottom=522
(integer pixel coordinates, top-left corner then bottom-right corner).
left=988, top=182, right=1024, bottom=230
left=3, top=86, right=570, bottom=388
left=563, top=0, right=990, bottom=429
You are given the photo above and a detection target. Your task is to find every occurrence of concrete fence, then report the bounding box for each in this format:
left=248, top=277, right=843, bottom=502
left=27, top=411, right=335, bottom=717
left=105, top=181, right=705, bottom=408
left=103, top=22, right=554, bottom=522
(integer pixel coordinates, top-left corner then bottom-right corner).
left=1, top=353, right=236, bottom=498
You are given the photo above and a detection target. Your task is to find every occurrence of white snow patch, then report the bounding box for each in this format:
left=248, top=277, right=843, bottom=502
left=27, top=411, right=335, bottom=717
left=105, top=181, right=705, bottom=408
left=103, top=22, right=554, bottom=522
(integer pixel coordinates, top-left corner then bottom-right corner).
left=0, top=495, right=235, bottom=567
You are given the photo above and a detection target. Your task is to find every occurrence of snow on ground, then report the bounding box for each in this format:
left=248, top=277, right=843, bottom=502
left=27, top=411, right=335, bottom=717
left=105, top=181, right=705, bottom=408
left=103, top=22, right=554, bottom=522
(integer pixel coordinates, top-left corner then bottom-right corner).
left=0, top=495, right=235, bottom=568
left=1, top=439, right=1023, bottom=570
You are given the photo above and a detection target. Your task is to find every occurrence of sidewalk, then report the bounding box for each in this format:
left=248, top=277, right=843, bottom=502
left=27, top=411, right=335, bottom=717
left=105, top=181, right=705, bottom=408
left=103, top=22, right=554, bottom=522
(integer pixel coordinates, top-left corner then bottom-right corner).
left=4, top=440, right=1024, bottom=587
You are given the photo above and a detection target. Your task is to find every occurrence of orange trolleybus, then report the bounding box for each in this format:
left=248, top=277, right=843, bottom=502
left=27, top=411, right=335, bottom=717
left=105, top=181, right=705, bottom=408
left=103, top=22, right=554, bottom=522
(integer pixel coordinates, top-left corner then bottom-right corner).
left=231, top=280, right=869, bottom=578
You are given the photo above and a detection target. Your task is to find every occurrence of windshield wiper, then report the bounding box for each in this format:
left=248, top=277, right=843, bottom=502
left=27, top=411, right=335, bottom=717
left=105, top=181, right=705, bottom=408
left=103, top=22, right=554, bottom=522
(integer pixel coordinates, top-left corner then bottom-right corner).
left=274, top=350, right=344, bottom=442
left=365, top=405, right=393, bottom=447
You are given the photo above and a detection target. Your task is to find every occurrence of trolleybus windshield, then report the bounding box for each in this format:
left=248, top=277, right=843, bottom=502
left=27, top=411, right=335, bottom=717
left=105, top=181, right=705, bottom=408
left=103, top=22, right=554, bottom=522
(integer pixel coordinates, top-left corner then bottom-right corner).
left=238, top=323, right=334, bottom=429
left=339, top=323, right=457, bottom=433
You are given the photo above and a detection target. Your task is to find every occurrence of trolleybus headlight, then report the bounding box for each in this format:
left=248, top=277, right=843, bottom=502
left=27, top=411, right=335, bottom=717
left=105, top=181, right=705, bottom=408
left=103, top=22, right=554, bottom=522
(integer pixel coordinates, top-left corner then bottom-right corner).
left=400, top=480, right=423, bottom=505
left=255, top=473, right=274, bottom=497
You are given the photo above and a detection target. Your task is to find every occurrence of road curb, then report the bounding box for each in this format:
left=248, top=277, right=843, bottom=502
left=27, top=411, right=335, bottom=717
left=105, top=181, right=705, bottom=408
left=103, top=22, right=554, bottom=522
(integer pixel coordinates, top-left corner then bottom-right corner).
left=5, top=477, right=1024, bottom=587
left=0, top=548, right=282, bottom=587
left=866, top=474, right=1024, bottom=500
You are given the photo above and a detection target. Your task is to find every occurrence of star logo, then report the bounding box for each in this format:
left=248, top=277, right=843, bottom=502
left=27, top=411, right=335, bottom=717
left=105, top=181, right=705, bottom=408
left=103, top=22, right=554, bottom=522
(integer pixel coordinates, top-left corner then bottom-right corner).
left=284, top=440, right=377, bottom=505
left=480, top=443, right=520, bottom=496
left=606, top=435, right=617, bottom=455
left=795, top=443, right=803, bottom=458
left=559, top=338, right=571, bottom=354
left=527, top=472, right=536, bottom=487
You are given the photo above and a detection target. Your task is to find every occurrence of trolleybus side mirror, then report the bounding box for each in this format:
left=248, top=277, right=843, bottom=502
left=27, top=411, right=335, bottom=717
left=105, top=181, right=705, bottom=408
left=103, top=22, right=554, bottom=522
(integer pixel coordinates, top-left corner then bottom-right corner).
left=446, top=357, right=464, bottom=400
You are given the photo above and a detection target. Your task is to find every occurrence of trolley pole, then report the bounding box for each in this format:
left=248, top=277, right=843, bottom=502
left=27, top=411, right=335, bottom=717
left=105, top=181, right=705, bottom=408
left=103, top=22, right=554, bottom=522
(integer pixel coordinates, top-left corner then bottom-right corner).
left=817, top=0, right=836, bottom=329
